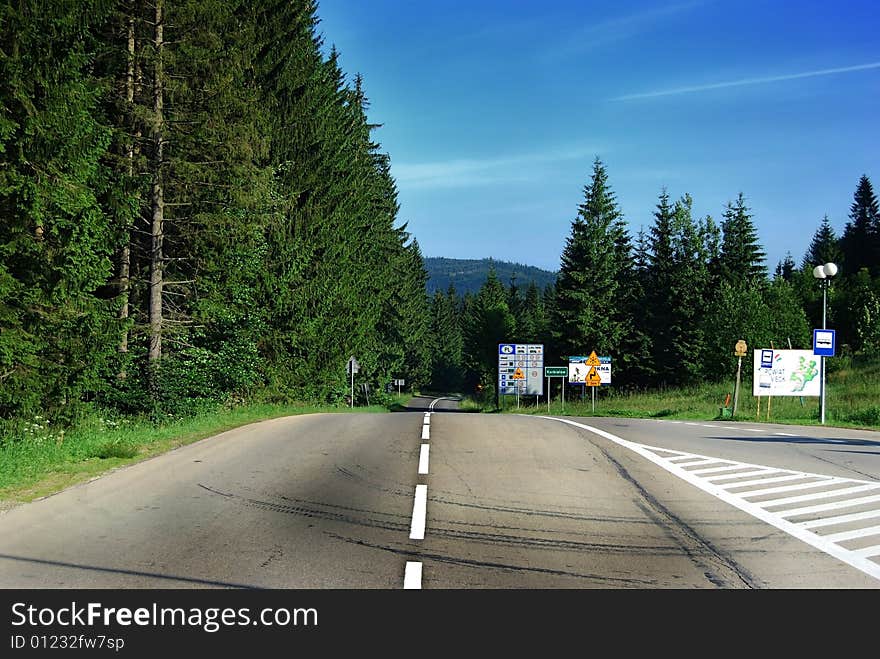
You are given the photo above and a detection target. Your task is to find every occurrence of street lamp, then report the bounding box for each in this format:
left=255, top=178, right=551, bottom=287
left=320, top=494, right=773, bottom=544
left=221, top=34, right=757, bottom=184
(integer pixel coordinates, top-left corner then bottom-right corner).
left=812, top=262, right=838, bottom=424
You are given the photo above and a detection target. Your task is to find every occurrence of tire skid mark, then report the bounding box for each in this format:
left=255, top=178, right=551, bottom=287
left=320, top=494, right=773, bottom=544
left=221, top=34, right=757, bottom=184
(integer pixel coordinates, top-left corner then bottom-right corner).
left=198, top=484, right=410, bottom=534
left=339, top=464, right=667, bottom=525
left=585, top=439, right=761, bottom=589
left=326, top=533, right=657, bottom=586
left=199, top=484, right=686, bottom=557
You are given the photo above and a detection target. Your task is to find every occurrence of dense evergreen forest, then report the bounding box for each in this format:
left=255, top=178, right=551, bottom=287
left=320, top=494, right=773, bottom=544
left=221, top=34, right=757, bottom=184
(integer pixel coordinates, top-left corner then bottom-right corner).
left=1, top=2, right=877, bottom=440
left=0, top=0, right=432, bottom=434
left=431, top=159, right=880, bottom=401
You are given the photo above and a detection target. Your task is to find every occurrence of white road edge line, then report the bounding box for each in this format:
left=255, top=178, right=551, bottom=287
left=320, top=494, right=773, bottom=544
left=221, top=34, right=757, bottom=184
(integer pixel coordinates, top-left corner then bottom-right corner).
left=421, top=424, right=430, bottom=441
left=536, top=416, right=880, bottom=582
left=409, top=484, right=427, bottom=540
left=418, top=444, right=430, bottom=475
left=404, top=562, right=422, bottom=589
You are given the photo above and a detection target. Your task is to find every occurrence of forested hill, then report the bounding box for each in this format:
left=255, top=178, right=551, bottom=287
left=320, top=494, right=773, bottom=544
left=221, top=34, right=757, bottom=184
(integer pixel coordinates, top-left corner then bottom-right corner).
left=425, top=258, right=557, bottom=294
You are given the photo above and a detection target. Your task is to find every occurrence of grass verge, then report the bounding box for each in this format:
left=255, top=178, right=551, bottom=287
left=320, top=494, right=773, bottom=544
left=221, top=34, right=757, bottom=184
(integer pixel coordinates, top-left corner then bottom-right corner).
left=0, top=399, right=399, bottom=507
left=505, top=379, right=879, bottom=431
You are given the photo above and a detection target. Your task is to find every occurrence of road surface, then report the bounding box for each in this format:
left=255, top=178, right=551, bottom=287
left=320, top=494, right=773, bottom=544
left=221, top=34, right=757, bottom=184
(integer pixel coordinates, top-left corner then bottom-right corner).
left=1, top=400, right=878, bottom=588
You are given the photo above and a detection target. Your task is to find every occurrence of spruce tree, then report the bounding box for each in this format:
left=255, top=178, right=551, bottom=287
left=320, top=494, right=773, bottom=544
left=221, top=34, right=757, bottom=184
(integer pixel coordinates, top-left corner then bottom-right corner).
left=623, top=227, right=655, bottom=386
left=643, top=189, right=676, bottom=384
left=429, top=285, right=464, bottom=392
left=551, top=158, right=633, bottom=364
left=774, top=252, right=796, bottom=282
left=668, top=194, right=709, bottom=385
left=462, top=269, right=515, bottom=398
left=718, top=192, right=767, bottom=287
left=803, top=215, right=842, bottom=270
left=841, top=175, right=879, bottom=277
left=518, top=281, right=547, bottom=344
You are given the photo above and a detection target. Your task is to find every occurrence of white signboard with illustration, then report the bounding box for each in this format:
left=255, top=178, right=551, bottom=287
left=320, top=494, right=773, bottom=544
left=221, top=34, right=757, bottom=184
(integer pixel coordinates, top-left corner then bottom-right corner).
left=752, top=349, right=820, bottom=397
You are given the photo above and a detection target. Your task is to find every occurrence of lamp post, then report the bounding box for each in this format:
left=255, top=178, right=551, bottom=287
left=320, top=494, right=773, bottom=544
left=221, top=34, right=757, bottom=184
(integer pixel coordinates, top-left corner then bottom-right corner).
left=812, top=262, right=837, bottom=424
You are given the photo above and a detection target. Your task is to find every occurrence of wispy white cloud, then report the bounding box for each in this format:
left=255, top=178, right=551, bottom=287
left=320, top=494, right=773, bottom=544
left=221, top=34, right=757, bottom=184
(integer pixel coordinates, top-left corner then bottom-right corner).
left=612, top=61, right=880, bottom=101
left=543, top=1, right=708, bottom=61
left=392, top=145, right=602, bottom=190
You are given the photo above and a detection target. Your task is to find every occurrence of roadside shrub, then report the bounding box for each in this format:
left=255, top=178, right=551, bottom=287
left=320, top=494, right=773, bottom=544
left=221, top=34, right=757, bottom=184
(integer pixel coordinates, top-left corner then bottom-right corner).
left=845, top=406, right=880, bottom=428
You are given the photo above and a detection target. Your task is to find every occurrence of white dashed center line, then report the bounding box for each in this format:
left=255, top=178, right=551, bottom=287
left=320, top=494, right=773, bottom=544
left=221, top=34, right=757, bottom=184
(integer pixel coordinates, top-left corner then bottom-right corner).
left=418, top=444, right=430, bottom=475
left=409, top=484, right=427, bottom=540
left=404, top=561, right=422, bottom=589
left=421, top=423, right=430, bottom=440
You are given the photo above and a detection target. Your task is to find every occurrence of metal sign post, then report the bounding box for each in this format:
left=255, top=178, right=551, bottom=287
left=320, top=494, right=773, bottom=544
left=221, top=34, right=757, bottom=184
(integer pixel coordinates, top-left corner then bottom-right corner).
left=543, top=367, right=568, bottom=415
left=813, top=328, right=835, bottom=425
left=347, top=356, right=359, bottom=408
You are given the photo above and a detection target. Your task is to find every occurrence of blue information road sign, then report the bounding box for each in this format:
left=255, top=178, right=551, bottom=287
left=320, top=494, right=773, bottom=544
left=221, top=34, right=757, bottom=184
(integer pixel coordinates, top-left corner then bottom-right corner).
left=813, top=329, right=835, bottom=357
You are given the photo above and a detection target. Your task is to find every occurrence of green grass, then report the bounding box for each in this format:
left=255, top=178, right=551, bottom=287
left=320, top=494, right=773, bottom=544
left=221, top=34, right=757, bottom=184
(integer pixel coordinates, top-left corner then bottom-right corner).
left=0, top=398, right=401, bottom=506
left=502, top=356, right=880, bottom=431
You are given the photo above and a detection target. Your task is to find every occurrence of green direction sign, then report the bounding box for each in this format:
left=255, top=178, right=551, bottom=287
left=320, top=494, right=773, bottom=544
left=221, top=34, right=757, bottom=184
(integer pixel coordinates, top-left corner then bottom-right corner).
left=544, top=366, right=568, bottom=377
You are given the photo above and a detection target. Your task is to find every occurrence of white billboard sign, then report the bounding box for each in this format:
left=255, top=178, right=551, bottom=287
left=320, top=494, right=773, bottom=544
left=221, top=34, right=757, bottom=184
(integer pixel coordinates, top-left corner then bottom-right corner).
left=568, top=354, right=611, bottom=385
left=752, top=349, right=820, bottom=397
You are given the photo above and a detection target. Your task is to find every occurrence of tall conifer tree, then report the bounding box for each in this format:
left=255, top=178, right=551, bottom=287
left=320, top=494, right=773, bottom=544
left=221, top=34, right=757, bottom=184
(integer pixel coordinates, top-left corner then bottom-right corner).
left=841, top=175, right=879, bottom=277
left=551, top=158, right=632, bottom=363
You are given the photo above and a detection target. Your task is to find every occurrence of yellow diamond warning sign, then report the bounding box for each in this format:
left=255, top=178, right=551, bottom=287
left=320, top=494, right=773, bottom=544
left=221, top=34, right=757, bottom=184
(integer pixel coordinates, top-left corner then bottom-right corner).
left=512, top=367, right=525, bottom=380
left=586, top=365, right=601, bottom=386
left=586, top=351, right=601, bottom=366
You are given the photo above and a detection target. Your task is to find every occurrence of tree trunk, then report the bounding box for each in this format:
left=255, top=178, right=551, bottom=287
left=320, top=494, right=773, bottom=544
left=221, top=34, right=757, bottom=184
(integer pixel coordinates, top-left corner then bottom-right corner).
left=117, top=15, right=135, bottom=360
left=148, top=0, right=164, bottom=394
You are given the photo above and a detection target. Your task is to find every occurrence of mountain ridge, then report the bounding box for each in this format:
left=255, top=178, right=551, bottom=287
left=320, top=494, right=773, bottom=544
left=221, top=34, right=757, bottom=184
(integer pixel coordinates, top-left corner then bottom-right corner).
left=424, top=257, right=557, bottom=295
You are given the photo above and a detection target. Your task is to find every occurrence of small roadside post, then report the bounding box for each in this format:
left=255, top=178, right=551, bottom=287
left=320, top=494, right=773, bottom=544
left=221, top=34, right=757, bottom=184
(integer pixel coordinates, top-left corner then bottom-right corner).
left=733, top=340, right=747, bottom=417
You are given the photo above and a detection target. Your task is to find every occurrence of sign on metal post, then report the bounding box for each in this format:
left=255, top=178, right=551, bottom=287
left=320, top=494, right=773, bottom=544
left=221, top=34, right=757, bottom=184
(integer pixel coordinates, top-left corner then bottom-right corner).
left=347, top=356, right=359, bottom=408
left=812, top=329, right=835, bottom=426
left=569, top=351, right=612, bottom=413
left=498, top=344, right=544, bottom=399
left=544, top=367, right=568, bottom=412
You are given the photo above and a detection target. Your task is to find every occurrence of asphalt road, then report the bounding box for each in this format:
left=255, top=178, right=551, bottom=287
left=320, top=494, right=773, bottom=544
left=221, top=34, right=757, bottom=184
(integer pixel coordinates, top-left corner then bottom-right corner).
left=1, top=400, right=878, bottom=588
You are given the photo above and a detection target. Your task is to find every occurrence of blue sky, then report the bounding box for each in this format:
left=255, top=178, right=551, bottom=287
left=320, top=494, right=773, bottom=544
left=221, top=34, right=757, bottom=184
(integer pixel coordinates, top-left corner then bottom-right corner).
left=317, top=0, right=879, bottom=273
